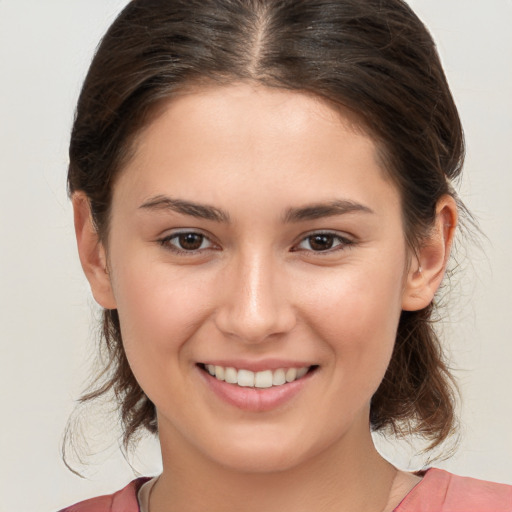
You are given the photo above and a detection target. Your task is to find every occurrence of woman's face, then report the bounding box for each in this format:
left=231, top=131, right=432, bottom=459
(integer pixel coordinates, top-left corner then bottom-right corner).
left=88, top=84, right=424, bottom=473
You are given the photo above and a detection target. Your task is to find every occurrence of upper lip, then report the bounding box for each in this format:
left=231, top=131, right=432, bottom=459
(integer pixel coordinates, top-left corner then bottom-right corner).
left=198, top=359, right=315, bottom=372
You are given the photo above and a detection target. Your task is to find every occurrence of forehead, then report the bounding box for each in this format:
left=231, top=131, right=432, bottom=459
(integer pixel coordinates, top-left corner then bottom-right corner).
left=115, top=83, right=399, bottom=217
left=139, top=82, right=372, bottom=150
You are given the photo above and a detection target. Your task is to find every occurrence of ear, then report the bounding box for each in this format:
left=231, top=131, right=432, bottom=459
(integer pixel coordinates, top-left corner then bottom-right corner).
left=402, top=195, right=458, bottom=311
left=72, top=192, right=117, bottom=310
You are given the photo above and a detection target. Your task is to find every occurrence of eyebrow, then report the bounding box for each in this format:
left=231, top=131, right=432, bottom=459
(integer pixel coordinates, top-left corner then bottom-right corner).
left=138, top=195, right=230, bottom=223
left=138, top=195, right=373, bottom=224
left=283, top=200, right=374, bottom=222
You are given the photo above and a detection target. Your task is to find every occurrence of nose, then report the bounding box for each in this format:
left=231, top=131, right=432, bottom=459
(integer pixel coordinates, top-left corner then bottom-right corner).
left=214, top=252, right=296, bottom=344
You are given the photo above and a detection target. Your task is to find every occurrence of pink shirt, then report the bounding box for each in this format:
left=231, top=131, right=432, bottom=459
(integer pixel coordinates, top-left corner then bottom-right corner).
left=59, top=468, right=512, bottom=512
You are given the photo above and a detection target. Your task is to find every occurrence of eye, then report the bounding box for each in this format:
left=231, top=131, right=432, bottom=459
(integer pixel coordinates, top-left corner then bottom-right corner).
left=294, top=232, right=353, bottom=252
left=159, top=231, right=215, bottom=253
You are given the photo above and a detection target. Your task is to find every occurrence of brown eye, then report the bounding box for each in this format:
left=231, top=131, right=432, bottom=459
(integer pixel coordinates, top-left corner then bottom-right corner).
left=308, top=234, right=334, bottom=251
left=178, top=233, right=204, bottom=251
left=294, top=232, right=353, bottom=253
left=160, top=231, right=214, bottom=253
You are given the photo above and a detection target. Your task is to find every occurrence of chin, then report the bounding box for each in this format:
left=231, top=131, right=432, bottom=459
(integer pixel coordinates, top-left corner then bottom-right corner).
left=209, top=443, right=308, bottom=474
left=197, top=423, right=340, bottom=475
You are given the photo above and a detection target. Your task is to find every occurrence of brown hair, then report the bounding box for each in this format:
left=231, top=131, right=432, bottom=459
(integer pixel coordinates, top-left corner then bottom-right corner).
left=67, top=0, right=463, bottom=456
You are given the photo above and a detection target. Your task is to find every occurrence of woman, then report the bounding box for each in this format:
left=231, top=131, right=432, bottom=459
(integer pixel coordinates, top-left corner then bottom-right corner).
left=60, top=0, right=512, bottom=510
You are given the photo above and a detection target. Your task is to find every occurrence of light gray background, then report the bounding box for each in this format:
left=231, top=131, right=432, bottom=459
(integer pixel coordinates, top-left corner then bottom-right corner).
left=0, top=1, right=511, bottom=511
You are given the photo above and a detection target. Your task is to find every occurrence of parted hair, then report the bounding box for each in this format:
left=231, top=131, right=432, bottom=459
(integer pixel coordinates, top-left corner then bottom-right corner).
left=67, top=0, right=463, bottom=455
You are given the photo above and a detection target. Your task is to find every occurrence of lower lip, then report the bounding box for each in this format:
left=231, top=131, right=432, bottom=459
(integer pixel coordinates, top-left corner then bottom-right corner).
left=199, top=367, right=314, bottom=412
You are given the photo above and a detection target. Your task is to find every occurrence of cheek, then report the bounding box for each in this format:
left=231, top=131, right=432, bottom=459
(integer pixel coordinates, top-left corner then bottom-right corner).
left=301, top=257, right=406, bottom=385
left=305, top=262, right=404, bottom=336
left=109, top=258, right=216, bottom=380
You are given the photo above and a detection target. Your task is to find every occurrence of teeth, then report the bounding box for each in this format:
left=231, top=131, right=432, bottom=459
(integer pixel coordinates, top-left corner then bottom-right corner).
left=296, top=367, right=308, bottom=378
left=285, top=368, right=297, bottom=382
left=224, top=367, right=237, bottom=384
left=254, top=370, right=273, bottom=389
left=272, top=368, right=286, bottom=386
left=204, top=364, right=311, bottom=388
left=215, top=366, right=225, bottom=381
left=237, top=369, right=255, bottom=387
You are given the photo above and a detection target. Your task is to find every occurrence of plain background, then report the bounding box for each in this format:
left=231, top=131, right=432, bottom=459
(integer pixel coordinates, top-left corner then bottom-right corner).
left=0, top=1, right=511, bottom=510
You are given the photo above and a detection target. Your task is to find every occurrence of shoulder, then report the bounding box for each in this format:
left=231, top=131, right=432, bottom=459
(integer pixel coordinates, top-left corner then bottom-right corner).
left=58, top=478, right=150, bottom=512
left=397, top=468, right=512, bottom=512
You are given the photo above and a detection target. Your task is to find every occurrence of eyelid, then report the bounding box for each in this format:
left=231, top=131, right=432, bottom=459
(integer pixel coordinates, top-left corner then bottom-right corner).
left=291, top=230, right=355, bottom=253
left=156, top=228, right=354, bottom=255
left=157, top=229, right=219, bottom=254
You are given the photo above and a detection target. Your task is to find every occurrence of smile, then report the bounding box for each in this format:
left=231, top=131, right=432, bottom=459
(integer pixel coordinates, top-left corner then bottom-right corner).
left=201, top=364, right=314, bottom=388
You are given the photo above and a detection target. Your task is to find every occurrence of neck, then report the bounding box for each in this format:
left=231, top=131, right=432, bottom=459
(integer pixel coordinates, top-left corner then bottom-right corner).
left=151, top=423, right=399, bottom=512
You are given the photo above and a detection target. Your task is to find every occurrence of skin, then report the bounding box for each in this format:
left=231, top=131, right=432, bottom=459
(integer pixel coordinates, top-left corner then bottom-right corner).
left=74, top=83, right=457, bottom=512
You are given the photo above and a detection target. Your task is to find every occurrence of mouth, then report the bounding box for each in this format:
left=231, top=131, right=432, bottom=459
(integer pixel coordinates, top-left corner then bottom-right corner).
left=198, top=363, right=318, bottom=389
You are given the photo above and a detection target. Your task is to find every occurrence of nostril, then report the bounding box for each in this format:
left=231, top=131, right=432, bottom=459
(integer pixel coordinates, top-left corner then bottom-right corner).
left=214, top=305, right=297, bottom=344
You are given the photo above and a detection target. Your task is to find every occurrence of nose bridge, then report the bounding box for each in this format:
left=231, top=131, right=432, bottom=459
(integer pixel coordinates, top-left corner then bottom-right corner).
left=215, top=247, right=295, bottom=342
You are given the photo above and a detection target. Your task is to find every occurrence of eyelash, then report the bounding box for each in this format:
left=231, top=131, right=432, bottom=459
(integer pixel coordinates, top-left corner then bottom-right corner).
left=158, top=231, right=217, bottom=255
left=292, top=232, right=354, bottom=254
left=157, top=230, right=354, bottom=255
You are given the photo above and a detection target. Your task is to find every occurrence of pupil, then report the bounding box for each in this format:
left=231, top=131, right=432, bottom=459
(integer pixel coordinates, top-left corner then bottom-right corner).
left=310, top=234, right=333, bottom=251
left=179, top=233, right=203, bottom=250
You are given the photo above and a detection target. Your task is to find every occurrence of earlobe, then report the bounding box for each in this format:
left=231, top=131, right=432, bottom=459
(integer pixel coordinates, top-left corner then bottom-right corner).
left=402, top=195, right=458, bottom=312
left=72, top=192, right=117, bottom=310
